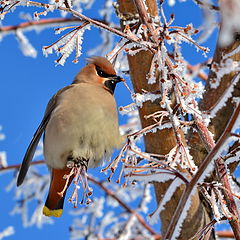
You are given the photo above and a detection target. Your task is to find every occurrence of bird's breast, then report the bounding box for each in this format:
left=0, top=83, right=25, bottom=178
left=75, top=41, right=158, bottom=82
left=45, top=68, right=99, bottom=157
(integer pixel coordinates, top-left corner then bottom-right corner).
left=43, top=84, right=123, bottom=169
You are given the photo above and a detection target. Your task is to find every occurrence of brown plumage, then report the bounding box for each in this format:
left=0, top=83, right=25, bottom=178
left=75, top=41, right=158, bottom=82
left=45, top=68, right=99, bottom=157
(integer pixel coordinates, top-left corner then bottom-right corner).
left=17, top=56, right=124, bottom=217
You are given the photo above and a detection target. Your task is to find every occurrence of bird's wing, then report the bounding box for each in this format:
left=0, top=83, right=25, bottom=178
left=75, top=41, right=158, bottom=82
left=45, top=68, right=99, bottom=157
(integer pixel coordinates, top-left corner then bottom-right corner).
left=17, top=85, right=73, bottom=186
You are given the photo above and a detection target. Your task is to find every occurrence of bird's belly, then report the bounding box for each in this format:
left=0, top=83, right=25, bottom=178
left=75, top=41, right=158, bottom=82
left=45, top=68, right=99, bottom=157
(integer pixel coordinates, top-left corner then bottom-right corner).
left=43, top=106, right=122, bottom=169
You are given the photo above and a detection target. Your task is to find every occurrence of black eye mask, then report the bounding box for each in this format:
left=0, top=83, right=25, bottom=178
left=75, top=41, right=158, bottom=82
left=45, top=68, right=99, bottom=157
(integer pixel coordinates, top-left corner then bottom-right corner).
left=95, top=66, right=122, bottom=94
left=104, top=80, right=118, bottom=94
left=96, top=66, right=115, bottom=78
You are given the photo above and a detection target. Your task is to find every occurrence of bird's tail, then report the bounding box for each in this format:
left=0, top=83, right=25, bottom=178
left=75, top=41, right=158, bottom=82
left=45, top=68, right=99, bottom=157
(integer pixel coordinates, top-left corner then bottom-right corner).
left=43, top=167, right=74, bottom=217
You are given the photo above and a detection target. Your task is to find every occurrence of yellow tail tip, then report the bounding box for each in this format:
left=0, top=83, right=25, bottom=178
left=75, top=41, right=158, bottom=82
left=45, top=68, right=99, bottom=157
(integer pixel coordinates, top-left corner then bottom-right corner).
left=43, top=206, right=63, bottom=218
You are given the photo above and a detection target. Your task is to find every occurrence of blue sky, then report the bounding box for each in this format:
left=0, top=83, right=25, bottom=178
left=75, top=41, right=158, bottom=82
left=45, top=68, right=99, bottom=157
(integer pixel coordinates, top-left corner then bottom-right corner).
left=0, top=1, right=220, bottom=239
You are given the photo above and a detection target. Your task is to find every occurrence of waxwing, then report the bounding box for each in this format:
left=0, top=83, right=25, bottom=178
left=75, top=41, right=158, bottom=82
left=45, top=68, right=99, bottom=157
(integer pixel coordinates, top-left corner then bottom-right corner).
left=17, top=56, right=124, bottom=217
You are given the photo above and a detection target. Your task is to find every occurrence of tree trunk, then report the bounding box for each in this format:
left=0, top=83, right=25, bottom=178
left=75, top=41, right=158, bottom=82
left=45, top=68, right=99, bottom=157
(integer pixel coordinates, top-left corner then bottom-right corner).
left=117, top=1, right=212, bottom=239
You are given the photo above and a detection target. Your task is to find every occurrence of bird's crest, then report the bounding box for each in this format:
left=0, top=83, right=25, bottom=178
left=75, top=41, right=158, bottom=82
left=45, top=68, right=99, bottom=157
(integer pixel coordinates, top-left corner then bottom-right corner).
left=87, top=56, right=116, bottom=76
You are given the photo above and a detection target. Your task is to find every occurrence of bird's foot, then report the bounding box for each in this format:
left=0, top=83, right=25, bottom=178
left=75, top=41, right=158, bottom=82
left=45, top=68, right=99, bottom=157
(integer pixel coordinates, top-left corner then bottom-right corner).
left=66, top=157, right=89, bottom=171
left=65, top=157, right=92, bottom=207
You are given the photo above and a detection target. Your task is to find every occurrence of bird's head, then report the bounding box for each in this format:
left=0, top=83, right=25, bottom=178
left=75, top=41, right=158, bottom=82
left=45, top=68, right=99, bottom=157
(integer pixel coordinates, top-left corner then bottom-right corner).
left=74, top=56, right=124, bottom=94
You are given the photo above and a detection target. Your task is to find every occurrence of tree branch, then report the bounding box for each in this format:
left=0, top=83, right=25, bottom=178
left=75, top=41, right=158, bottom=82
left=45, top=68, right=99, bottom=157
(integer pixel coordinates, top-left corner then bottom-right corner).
left=0, top=160, right=157, bottom=236
left=193, top=0, right=220, bottom=11
left=117, top=0, right=212, bottom=239
left=164, top=103, right=240, bottom=239
left=132, top=0, right=158, bottom=43
left=88, top=176, right=158, bottom=236
left=0, top=160, right=45, bottom=172
left=24, top=0, right=156, bottom=52
left=0, top=18, right=82, bottom=33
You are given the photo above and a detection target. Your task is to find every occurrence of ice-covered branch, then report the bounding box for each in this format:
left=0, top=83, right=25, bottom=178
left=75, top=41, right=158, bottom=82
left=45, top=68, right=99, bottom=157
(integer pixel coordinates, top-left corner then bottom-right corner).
left=193, top=0, right=220, bottom=11
left=25, top=0, right=157, bottom=52
left=219, top=0, right=240, bottom=46
left=88, top=176, right=157, bottom=236
left=132, top=0, right=158, bottom=43
left=0, top=226, right=15, bottom=240
left=1, top=158, right=157, bottom=237
left=164, top=103, right=240, bottom=239
left=43, top=21, right=90, bottom=65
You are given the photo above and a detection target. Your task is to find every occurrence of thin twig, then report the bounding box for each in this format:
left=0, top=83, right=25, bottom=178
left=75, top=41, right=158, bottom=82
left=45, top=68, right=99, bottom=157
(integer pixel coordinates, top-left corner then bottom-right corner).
left=1, top=159, right=156, bottom=235
left=217, top=230, right=235, bottom=238
left=194, top=116, right=215, bottom=152
left=215, top=156, right=240, bottom=236
left=193, top=0, right=220, bottom=11
left=0, top=18, right=82, bottom=33
left=26, top=1, right=157, bottom=52
left=87, top=175, right=158, bottom=236
left=0, top=160, right=45, bottom=172
left=132, top=0, right=158, bottom=43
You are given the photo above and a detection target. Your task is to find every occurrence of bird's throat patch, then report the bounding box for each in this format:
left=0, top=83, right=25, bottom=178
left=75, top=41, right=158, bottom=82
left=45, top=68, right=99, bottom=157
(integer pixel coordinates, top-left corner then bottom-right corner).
left=104, top=79, right=117, bottom=94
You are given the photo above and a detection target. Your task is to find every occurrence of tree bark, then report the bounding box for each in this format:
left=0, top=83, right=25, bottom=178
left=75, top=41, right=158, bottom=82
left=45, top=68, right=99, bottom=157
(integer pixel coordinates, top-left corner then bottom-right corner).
left=201, top=34, right=240, bottom=137
left=188, top=33, right=240, bottom=193
left=117, top=1, right=212, bottom=239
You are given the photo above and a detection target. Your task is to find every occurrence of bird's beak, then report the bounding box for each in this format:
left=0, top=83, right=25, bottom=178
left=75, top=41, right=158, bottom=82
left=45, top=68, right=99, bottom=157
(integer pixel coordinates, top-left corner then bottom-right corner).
left=112, top=76, right=124, bottom=83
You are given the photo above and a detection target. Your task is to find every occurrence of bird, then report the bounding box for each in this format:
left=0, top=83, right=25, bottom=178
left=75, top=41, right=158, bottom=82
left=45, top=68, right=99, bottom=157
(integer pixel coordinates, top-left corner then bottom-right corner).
left=17, top=56, right=124, bottom=217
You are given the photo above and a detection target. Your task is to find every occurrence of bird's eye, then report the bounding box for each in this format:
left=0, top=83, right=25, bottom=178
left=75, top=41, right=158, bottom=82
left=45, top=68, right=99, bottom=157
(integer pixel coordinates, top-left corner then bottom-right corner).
left=96, top=66, right=108, bottom=78
left=98, top=70, right=104, bottom=76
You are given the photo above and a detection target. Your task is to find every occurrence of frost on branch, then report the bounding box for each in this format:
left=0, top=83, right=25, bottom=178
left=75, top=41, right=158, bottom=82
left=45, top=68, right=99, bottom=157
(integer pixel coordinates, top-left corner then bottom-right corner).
left=166, top=144, right=198, bottom=174
left=63, top=159, right=93, bottom=207
left=1, top=0, right=240, bottom=238
left=58, top=0, right=95, bottom=17
left=0, top=126, right=5, bottom=141
left=199, top=182, right=238, bottom=223
left=210, top=58, right=240, bottom=89
left=219, top=0, right=240, bottom=46
left=196, top=0, right=218, bottom=44
left=69, top=181, right=155, bottom=240
left=0, top=226, right=15, bottom=240
left=0, top=151, right=7, bottom=168
left=43, top=23, right=91, bottom=66
left=0, top=0, right=28, bottom=20
left=223, top=125, right=240, bottom=166
left=209, top=73, right=240, bottom=118
left=7, top=167, right=52, bottom=228
left=119, top=110, right=141, bottom=136
left=100, top=7, right=212, bottom=235
left=88, top=0, right=116, bottom=56
left=0, top=0, right=95, bottom=20
left=0, top=126, right=7, bottom=169
left=149, top=178, right=183, bottom=224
